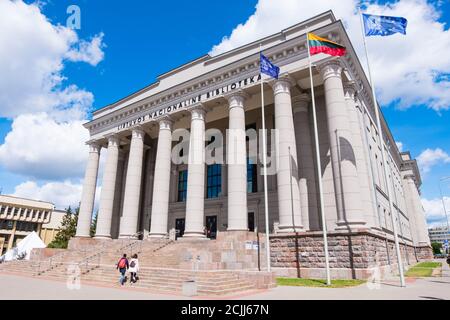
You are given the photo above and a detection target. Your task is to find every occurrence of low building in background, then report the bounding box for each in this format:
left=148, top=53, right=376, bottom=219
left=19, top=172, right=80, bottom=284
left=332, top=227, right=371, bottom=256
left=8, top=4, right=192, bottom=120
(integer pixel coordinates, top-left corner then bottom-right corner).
left=0, top=195, right=61, bottom=254
left=428, top=226, right=450, bottom=248
left=40, top=209, right=65, bottom=245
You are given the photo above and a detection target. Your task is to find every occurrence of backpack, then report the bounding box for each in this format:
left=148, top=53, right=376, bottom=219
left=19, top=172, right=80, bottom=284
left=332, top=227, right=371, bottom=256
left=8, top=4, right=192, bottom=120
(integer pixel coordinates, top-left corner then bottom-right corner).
left=130, top=260, right=136, bottom=268
left=118, top=258, right=127, bottom=269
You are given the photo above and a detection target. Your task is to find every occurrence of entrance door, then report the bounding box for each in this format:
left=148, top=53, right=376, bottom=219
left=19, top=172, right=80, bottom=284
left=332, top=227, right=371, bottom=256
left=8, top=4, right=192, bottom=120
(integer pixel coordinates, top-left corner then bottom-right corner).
left=175, top=218, right=185, bottom=239
left=248, top=212, right=255, bottom=232
left=205, top=216, right=217, bottom=239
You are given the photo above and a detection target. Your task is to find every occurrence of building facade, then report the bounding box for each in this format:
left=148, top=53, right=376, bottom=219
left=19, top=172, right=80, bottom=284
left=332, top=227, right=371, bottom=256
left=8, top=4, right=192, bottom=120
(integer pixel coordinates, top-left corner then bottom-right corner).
left=0, top=195, right=54, bottom=254
left=75, top=12, right=431, bottom=276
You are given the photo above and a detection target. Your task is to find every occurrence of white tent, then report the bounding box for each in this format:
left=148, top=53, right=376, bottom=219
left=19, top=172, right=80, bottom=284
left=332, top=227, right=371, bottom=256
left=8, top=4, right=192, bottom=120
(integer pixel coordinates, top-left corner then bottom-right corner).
left=0, top=231, right=46, bottom=262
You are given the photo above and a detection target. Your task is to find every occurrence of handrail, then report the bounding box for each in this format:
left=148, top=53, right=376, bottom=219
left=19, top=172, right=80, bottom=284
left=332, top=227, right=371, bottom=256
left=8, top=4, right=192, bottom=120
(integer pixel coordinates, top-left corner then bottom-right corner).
left=34, top=250, right=67, bottom=276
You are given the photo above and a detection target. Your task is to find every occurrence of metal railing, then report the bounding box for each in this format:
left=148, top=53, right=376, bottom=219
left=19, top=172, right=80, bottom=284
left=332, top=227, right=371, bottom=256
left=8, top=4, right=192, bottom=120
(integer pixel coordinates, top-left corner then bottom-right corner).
left=33, top=250, right=67, bottom=276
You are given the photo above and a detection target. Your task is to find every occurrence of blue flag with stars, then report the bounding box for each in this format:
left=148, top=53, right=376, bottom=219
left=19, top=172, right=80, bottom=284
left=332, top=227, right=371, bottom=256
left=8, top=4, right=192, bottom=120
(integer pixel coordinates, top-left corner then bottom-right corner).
left=362, top=13, right=407, bottom=36
left=260, top=53, right=279, bottom=79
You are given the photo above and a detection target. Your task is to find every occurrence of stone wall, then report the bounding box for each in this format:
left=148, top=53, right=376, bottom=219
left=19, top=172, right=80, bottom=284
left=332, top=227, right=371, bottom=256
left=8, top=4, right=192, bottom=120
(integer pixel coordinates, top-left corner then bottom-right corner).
left=270, top=229, right=433, bottom=279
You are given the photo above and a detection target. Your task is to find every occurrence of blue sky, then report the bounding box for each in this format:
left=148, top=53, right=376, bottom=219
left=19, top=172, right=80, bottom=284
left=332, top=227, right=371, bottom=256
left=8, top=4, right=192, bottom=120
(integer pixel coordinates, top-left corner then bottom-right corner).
left=0, top=0, right=449, bottom=226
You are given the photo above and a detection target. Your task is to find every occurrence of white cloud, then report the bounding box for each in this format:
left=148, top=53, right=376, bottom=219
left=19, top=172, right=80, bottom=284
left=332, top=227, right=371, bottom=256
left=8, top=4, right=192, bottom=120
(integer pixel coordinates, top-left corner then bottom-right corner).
left=417, top=148, right=450, bottom=173
left=12, top=180, right=102, bottom=211
left=210, top=0, right=450, bottom=111
left=396, top=141, right=404, bottom=152
left=422, top=197, right=450, bottom=228
left=0, top=113, right=90, bottom=180
left=0, top=0, right=105, bottom=119
left=65, top=33, right=106, bottom=66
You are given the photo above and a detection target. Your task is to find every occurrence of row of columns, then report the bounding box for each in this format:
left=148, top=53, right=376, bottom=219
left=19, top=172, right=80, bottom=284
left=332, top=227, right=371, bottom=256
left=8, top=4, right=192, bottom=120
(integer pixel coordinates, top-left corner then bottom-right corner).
left=76, top=59, right=368, bottom=239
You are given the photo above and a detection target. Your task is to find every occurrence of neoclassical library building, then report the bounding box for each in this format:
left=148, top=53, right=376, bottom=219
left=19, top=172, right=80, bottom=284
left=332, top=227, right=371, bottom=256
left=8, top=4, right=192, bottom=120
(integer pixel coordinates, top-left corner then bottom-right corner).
left=74, top=11, right=431, bottom=278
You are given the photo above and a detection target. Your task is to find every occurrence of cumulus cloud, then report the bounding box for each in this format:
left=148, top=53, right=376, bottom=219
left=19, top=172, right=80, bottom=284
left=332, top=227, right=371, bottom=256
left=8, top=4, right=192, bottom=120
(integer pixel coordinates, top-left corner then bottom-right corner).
left=210, top=0, right=450, bottom=111
left=0, top=113, right=90, bottom=180
left=0, top=0, right=105, bottom=119
left=422, top=197, right=450, bottom=228
left=12, top=180, right=102, bottom=211
left=396, top=141, right=404, bottom=152
left=417, top=148, right=450, bottom=174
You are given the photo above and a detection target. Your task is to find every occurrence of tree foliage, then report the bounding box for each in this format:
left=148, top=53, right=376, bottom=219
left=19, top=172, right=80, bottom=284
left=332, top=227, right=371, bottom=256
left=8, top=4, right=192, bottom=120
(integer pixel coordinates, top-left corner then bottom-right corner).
left=431, top=242, right=443, bottom=255
left=47, top=206, right=79, bottom=249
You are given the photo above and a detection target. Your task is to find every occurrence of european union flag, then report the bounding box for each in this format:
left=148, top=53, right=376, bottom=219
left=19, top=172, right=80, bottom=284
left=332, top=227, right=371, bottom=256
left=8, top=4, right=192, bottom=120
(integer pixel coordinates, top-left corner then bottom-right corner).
left=260, top=53, right=279, bottom=79
left=363, top=13, right=407, bottom=36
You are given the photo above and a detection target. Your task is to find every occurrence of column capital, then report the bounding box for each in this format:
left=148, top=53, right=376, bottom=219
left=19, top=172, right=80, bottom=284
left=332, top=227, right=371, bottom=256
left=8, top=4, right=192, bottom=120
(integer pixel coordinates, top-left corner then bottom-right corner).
left=130, top=125, right=145, bottom=139
left=158, top=116, right=173, bottom=131
left=104, top=133, right=121, bottom=147
left=318, top=59, right=344, bottom=81
left=86, top=140, right=101, bottom=153
left=343, top=81, right=359, bottom=100
left=292, top=93, right=311, bottom=113
left=269, top=74, right=296, bottom=95
left=188, top=104, right=206, bottom=121
left=224, top=89, right=249, bottom=107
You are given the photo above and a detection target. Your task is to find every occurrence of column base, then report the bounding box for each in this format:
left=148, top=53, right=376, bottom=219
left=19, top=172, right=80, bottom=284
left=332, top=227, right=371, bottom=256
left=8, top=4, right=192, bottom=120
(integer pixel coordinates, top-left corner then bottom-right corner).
left=277, top=225, right=304, bottom=233
left=181, top=232, right=207, bottom=239
left=148, top=233, right=168, bottom=238
left=335, top=220, right=367, bottom=231
left=93, top=235, right=112, bottom=240
left=74, top=234, right=91, bottom=238
left=227, top=228, right=249, bottom=232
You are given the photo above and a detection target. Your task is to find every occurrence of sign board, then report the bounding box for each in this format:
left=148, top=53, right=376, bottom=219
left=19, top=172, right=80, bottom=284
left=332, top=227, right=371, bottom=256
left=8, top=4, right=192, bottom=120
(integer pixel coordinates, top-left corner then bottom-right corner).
left=245, top=241, right=252, bottom=250
left=252, top=241, right=259, bottom=250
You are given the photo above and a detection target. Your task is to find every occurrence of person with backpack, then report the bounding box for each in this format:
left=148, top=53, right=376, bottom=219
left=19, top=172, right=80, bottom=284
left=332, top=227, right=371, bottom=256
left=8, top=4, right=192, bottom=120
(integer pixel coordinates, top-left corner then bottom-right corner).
left=128, top=254, right=140, bottom=284
left=116, top=254, right=129, bottom=286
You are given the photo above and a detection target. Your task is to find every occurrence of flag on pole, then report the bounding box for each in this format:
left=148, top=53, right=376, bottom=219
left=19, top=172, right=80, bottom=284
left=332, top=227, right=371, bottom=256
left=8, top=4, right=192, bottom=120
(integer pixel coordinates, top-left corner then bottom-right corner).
left=260, top=53, right=280, bottom=79
left=307, top=33, right=346, bottom=57
left=362, top=13, right=407, bottom=36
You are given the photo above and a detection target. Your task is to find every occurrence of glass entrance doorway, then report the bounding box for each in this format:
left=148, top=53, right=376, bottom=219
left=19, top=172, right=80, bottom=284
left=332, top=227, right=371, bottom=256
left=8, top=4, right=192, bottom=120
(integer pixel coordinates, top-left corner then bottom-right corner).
left=248, top=212, right=255, bottom=232
left=205, top=216, right=217, bottom=239
left=175, top=218, right=185, bottom=239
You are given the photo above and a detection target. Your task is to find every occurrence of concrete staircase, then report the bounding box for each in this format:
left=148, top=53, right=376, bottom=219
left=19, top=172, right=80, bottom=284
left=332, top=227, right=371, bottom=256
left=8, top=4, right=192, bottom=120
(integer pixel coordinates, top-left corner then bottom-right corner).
left=0, top=232, right=276, bottom=296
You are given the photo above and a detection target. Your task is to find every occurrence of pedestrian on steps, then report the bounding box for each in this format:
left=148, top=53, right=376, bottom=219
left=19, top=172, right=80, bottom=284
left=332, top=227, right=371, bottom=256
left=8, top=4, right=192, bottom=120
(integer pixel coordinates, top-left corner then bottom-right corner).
left=129, top=254, right=140, bottom=284
left=116, top=254, right=129, bottom=286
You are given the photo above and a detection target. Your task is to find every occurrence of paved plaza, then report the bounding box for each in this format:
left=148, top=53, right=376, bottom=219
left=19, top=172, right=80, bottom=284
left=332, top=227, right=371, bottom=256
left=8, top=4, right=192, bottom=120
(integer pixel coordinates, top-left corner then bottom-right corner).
left=1, top=260, right=449, bottom=300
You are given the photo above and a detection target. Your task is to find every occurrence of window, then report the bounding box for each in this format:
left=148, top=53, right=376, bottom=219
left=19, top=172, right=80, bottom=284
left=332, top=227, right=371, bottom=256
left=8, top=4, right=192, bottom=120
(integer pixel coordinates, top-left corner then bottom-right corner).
left=247, top=157, right=257, bottom=193
left=207, top=164, right=221, bottom=198
left=177, top=170, right=188, bottom=202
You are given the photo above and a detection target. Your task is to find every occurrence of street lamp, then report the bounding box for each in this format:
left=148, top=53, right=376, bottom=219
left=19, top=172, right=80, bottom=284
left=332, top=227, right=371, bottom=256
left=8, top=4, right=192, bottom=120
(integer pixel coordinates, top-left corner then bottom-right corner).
left=438, top=176, right=450, bottom=254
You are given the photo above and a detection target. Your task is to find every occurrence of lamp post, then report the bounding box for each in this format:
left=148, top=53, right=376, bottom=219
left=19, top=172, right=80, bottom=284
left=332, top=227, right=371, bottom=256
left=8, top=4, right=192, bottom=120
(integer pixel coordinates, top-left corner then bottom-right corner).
left=438, top=176, right=450, bottom=254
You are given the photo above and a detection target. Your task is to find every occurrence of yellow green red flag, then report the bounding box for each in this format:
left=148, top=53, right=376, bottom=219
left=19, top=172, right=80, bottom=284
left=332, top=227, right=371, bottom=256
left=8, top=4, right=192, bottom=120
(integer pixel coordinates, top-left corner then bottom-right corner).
left=307, top=33, right=346, bottom=57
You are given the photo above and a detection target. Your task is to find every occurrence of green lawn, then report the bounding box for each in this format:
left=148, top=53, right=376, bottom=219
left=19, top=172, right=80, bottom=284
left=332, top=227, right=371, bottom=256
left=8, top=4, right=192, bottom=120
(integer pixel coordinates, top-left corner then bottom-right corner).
left=276, top=277, right=366, bottom=288
left=405, top=262, right=442, bottom=277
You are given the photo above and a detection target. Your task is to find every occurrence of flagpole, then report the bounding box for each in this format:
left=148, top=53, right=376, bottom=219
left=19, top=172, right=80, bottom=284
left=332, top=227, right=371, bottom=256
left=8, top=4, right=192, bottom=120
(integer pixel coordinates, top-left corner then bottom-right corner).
left=358, top=8, right=405, bottom=287
left=260, top=44, right=271, bottom=272
left=306, top=32, right=331, bottom=286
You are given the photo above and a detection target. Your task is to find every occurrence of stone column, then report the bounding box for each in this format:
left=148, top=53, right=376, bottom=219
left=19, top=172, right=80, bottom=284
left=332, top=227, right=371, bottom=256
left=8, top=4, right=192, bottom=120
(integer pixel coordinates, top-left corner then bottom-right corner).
left=119, top=127, right=145, bottom=238
left=95, top=134, right=120, bottom=239
left=183, top=106, right=207, bottom=238
left=344, top=82, right=375, bottom=227
left=75, top=141, right=101, bottom=237
left=149, top=118, right=173, bottom=238
left=271, top=76, right=303, bottom=232
left=403, top=174, right=430, bottom=246
left=226, top=91, right=248, bottom=231
left=319, top=60, right=363, bottom=228
left=293, top=93, right=319, bottom=231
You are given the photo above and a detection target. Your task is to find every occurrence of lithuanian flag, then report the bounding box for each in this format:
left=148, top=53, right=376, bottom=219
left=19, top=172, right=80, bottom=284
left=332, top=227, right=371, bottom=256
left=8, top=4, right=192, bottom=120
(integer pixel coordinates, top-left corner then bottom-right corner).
left=307, top=33, right=346, bottom=57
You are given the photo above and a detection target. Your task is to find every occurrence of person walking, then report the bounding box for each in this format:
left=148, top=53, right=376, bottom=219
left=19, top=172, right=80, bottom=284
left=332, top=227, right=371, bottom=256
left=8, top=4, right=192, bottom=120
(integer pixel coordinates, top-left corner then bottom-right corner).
left=116, top=254, right=129, bottom=286
left=129, top=254, right=140, bottom=284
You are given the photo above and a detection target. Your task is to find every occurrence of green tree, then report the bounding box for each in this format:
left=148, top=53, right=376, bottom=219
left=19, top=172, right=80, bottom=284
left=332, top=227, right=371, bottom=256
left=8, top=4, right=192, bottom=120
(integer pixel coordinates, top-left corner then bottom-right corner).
left=431, top=242, right=442, bottom=255
left=47, top=206, right=79, bottom=249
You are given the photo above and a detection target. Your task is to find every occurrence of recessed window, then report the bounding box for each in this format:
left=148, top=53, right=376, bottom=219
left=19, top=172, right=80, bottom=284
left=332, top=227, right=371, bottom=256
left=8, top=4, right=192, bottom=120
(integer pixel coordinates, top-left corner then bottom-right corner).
left=247, top=158, right=257, bottom=193
left=177, top=170, right=188, bottom=202
left=207, top=164, right=221, bottom=199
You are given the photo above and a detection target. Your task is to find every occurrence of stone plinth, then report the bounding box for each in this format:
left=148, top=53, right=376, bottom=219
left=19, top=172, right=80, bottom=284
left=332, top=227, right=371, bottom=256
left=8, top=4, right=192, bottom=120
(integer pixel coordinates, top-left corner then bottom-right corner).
left=270, top=229, right=433, bottom=280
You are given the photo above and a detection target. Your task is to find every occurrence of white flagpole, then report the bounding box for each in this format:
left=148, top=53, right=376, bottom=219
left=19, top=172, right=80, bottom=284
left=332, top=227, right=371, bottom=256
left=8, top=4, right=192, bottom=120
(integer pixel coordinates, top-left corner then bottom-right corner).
left=306, top=32, right=331, bottom=286
left=260, top=44, right=271, bottom=272
left=358, top=8, right=405, bottom=287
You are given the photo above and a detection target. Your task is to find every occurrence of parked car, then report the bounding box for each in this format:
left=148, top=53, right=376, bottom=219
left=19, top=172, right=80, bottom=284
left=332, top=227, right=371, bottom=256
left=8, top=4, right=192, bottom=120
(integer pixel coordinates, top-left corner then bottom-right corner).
left=434, top=253, right=446, bottom=258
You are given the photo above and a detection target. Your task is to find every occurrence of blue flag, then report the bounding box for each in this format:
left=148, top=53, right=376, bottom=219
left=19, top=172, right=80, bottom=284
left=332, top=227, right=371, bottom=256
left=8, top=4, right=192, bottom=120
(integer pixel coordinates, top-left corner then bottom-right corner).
left=362, top=13, right=407, bottom=36
left=260, top=53, right=279, bottom=79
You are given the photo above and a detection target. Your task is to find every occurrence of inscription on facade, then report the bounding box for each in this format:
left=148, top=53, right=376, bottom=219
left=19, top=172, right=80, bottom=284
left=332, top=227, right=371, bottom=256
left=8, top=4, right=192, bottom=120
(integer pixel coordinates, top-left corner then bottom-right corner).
left=117, top=74, right=261, bottom=131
